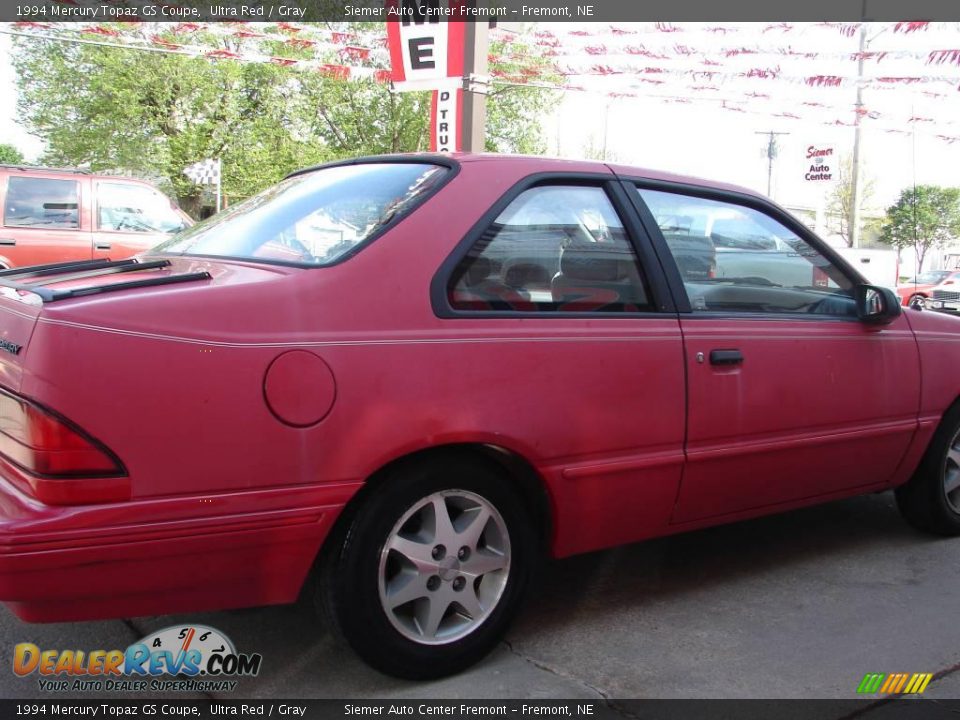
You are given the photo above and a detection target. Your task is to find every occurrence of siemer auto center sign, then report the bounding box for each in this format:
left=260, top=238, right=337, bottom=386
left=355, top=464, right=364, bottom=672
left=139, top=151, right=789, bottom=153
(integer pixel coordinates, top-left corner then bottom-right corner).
left=804, top=144, right=835, bottom=181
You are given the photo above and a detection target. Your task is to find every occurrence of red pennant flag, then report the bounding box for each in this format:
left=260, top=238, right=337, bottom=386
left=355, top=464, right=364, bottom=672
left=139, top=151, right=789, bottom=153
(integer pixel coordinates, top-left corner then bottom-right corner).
left=82, top=25, right=120, bottom=36
left=205, top=49, right=241, bottom=60
left=894, top=22, right=931, bottom=33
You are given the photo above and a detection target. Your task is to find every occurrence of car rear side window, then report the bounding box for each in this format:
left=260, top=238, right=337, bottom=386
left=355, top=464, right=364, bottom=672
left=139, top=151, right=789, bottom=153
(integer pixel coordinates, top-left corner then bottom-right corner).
left=4, top=177, right=80, bottom=230
left=636, top=187, right=856, bottom=316
left=449, top=185, right=652, bottom=313
left=153, top=163, right=448, bottom=267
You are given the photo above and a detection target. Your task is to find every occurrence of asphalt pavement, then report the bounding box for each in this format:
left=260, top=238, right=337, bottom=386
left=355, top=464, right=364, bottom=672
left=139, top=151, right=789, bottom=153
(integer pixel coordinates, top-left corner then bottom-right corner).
left=3, top=490, right=959, bottom=712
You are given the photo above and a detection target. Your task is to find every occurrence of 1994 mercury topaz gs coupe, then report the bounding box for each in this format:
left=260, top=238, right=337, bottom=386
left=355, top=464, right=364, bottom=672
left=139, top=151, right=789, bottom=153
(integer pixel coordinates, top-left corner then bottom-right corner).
left=0, top=154, right=959, bottom=679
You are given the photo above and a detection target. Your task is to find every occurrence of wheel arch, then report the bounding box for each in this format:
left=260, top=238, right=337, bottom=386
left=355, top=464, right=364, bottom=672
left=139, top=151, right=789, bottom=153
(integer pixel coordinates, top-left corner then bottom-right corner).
left=892, top=393, right=960, bottom=491
left=320, top=443, right=554, bottom=568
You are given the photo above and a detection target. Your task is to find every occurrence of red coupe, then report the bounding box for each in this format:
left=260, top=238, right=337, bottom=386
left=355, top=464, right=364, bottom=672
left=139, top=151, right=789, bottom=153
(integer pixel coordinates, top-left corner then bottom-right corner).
left=0, top=154, right=958, bottom=679
left=896, top=269, right=960, bottom=309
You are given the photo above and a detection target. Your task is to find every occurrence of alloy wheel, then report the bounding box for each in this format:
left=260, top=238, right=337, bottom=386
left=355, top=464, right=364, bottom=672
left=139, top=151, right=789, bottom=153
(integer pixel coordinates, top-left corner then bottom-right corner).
left=377, top=490, right=511, bottom=645
left=944, top=431, right=960, bottom=514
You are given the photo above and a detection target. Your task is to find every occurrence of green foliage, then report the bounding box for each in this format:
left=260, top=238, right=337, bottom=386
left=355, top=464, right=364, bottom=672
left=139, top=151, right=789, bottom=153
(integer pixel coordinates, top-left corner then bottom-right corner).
left=12, top=35, right=331, bottom=214
left=11, top=24, right=559, bottom=213
left=484, top=35, right=561, bottom=154
left=826, top=156, right=879, bottom=247
left=880, top=185, right=960, bottom=268
left=0, top=143, right=25, bottom=164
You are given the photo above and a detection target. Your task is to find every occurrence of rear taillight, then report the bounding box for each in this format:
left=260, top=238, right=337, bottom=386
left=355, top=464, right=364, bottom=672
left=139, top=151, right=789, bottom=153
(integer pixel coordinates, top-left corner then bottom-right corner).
left=0, top=388, right=127, bottom=504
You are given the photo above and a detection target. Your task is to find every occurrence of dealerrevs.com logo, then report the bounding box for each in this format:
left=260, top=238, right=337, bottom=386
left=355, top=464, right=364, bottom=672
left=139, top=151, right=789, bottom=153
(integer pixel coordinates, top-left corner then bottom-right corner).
left=13, top=625, right=262, bottom=693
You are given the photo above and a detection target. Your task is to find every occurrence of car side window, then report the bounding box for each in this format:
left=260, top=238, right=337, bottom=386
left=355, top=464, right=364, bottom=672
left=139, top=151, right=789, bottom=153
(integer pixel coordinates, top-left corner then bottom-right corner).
left=4, top=177, right=80, bottom=230
left=449, top=185, right=652, bottom=313
left=98, top=182, right=188, bottom=233
left=636, top=187, right=856, bottom=316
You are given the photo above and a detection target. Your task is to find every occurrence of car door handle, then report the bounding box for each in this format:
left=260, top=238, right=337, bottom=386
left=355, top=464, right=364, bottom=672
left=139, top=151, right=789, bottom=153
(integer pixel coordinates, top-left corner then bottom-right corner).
left=95, top=242, right=111, bottom=251
left=0, top=238, right=15, bottom=246
left=709, top=349, right=744, bottom=366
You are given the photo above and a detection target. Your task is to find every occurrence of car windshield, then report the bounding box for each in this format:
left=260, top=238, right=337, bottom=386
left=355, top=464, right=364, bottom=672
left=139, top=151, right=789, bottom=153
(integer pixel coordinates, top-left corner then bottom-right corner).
left=153, top=162, right=448, bottom=266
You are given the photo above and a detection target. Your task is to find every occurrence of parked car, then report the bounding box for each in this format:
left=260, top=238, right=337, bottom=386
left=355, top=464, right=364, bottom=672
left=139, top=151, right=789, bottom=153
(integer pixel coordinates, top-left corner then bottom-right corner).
left=0, top=155, right=959, bottom=681
left=0, top=164, right=191, bottom=268
left=929, top=282, right=960, bottom=315
left=897, top=270, right=958, bottom=309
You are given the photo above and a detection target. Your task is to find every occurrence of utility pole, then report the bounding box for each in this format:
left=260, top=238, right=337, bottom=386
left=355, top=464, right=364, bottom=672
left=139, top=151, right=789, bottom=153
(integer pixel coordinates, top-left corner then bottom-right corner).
left=461, top=17, right=490, bottom=152
left=850, top=2, right=889, bottom=249
left=850, top=15, right=868, bottom=248
left=755, top=131, right=790, bottom=198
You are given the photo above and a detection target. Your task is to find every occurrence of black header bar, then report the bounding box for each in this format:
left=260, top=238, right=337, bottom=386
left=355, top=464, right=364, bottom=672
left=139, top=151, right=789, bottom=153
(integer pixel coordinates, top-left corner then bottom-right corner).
left=3, top=0, right=960, bottom=23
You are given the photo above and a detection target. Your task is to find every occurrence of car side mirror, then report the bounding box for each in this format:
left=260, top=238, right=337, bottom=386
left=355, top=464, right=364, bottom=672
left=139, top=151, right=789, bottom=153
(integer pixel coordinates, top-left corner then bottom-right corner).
left=856, top=284, right=901, bottom=325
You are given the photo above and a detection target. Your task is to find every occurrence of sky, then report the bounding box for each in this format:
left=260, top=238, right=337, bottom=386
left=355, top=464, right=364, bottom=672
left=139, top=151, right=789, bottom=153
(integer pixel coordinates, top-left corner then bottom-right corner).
left=534, top=21, right=960, bottom=217
left=2, top=22, right=960, bottom=221
left=0, top=34, right=42, bottom=160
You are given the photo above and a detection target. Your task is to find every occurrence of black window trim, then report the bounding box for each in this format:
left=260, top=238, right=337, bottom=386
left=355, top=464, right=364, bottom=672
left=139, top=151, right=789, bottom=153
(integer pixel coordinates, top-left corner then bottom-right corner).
left=617, top=175, right=868, bottom=323
left=152, top=155, right=460, bottom=270
left=430, top=171, right=677, bottom=320
left=2, top=174, right=83, bottom=233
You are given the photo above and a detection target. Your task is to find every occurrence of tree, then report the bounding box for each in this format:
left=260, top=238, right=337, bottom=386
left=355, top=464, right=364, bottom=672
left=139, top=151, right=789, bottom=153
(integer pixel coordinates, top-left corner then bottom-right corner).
left=826, top=156, right=878, bottom=247
left=880, top=185, right=960, bottom=270
left=579, top=132, right=621, bottom=163
left=13, top=35, right=329, bottom=215
left=11, top=25, right=559, bottom=214
left=0, top=143, right=25, bottom=165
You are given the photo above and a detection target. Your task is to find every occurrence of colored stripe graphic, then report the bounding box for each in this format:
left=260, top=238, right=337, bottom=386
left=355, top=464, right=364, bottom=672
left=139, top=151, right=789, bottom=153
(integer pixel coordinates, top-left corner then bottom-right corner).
left=857, top=672, right=932, bottom=694
left=857, top=674, right=886, bottom=693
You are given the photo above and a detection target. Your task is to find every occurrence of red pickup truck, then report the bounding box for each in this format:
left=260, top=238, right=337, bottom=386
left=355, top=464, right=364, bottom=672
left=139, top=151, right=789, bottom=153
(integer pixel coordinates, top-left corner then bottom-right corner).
left=0, top=165, right=191, bottom=268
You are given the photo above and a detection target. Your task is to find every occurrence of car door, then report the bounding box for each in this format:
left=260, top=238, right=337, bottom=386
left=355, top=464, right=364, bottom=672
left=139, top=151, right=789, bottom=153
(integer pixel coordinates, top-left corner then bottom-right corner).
left=626, top=181, right=920, bottom=523
left=435, top=176, right=687, bottom=555
left=92, top=180, right=190, bottom=261
left=0, top=173, right=92, bottom=267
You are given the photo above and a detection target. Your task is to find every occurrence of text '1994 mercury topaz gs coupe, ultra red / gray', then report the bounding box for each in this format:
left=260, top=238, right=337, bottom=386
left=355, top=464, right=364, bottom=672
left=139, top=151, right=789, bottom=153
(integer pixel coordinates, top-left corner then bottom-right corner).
left=0, top=154, right=958, bottom=678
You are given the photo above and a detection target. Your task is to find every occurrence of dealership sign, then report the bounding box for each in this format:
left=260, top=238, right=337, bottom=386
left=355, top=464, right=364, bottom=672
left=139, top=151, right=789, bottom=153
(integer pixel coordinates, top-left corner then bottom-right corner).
left=386, top=1, right=467, bottom=151
left=431, top=88, right=462, bottom=152
left=386, top=1, right=465, bottom=87
left=804, top=144, right=835, bottom=181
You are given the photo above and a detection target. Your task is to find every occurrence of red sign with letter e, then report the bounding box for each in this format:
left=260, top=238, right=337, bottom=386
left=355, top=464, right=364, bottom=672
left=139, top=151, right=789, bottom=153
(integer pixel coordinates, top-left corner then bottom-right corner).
left=386, top=1, right=467, bottom=152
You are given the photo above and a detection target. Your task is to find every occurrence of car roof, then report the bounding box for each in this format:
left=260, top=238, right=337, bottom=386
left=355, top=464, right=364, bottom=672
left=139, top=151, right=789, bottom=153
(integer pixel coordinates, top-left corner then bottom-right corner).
left=0, top=164, right=158, bottom=185
left=286, top=152, right=766, bottom=201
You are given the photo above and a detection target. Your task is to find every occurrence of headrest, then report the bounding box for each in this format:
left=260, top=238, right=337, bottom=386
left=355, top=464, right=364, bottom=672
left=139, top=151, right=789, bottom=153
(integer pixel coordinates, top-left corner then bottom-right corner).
left=504, top=261, right=551, bottom=288
left=463, top=256, right=493, bottom=286
left=559, top=242, right=635, bottom=282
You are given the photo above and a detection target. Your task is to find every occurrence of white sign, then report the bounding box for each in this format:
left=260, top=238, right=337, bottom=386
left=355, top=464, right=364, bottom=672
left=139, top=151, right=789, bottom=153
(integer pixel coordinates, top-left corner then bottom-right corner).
left=386, top=2, right=465, bottom=89
left=804, top=145, right=835, bottom=182
left=431, top=89, right=461, bottom=152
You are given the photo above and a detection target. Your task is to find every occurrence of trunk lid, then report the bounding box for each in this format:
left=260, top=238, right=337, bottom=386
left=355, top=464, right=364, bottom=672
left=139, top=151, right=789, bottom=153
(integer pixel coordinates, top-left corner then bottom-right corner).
left=0, top=256, right=292, bottom=391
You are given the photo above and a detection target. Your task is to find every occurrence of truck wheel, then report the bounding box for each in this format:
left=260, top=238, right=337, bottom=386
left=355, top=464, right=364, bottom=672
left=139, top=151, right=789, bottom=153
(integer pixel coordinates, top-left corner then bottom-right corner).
left=318, top=455, right=534, bottom=679
left=908, top=294, right=926, bottom=310
left=896, top=404, right=960, bottom=535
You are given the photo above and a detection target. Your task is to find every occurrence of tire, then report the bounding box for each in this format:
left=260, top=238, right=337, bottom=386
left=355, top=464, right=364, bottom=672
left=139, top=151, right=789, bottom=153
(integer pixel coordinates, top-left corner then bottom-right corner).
left=896, top=403, right=960, bottom=535
left=908, top=294, right=927, bottom=311
left=318, top=454, right=535, bottom=679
